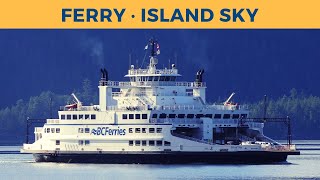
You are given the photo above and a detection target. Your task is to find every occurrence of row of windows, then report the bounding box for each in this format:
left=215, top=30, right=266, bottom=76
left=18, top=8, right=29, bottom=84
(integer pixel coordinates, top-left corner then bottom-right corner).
left=129, top=140, right=171, bottom=146
left=122, top=114, right=148, bottom=120
left=55, top=139, right=170, bottom=147
left=128, top=128, right=162, bottom=133
left=45, top=128, right=60, bottom=133
left=78, top=128, right=90, bottom=133
left=48, top=127, right=161, bottom=134
left=151, top=113, right=248, bottom=119
left=61, top=114, right=96, bottom=120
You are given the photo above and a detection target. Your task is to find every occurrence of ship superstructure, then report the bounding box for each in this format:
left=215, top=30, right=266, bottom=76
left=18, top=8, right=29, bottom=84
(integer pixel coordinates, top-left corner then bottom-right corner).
left=21, top=39, right=299, bottom=163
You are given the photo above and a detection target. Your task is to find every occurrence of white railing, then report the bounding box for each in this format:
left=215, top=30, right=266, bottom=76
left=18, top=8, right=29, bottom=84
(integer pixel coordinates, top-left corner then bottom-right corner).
left=106, top=106, right=149, bottom=111
left=156, top=104, right=248, bottom=111
left=99, top=80, right=206, bottom=88
left=112, top=91, right=193, bottom=97
left=59, top=106, right=96, bottom=111
left=47, top=119, right=60, bottom=124
left=128, top=68, right=179, bottom=75
left=59, top=104, right=248, bottom=112
left=151, top=118, right=201, bottom=124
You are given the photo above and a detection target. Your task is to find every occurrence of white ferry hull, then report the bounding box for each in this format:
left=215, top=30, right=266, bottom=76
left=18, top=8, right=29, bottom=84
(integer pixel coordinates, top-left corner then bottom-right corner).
left=22, top=41, right=300, bottom=164
left=33, top=151, right=300, bottom=164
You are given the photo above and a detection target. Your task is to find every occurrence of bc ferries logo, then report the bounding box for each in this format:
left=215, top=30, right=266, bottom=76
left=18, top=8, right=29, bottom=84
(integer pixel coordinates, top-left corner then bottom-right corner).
left=91, top=127, right=126, bottom=136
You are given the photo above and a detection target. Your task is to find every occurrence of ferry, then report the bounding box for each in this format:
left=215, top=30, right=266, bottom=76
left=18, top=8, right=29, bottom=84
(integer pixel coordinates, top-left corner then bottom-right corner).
left=21, top=39, right=300, bottom=164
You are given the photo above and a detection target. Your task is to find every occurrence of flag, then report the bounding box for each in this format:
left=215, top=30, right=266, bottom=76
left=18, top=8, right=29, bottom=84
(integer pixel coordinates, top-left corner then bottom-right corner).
left=156, top=43, right=160, bottom=55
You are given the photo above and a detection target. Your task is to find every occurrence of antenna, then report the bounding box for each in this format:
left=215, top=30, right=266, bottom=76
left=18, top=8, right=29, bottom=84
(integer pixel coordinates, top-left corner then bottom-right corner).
left=129, top=53, right=132, bottom=68
left=174, top=52, right=178, bottom=68
left=49, top=97, right=52, bottom=118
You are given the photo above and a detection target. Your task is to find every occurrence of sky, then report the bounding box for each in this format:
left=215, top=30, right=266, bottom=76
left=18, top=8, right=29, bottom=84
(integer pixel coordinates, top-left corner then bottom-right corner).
left=0, top=30, right=319, bottom=108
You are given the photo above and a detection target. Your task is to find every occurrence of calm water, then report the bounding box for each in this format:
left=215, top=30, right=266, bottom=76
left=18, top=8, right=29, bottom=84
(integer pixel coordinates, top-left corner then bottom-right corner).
left=1, top=141, right=320, bottom=180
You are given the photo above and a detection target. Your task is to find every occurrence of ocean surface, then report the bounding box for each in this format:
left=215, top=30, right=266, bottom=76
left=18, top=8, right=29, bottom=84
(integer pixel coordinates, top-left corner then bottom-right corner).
left=1, top=140, right=320, bottom=180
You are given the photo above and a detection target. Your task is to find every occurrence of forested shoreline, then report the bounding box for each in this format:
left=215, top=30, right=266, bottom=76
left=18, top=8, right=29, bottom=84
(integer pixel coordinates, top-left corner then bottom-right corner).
left=1, top=80, right=319, bottom=144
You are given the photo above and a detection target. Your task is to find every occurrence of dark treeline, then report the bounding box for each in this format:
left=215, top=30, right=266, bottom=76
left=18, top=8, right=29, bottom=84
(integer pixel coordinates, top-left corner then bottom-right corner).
left=0, top=79, right=98, bottom=144
left=250, top=88, right=320, bottom=140
left=0, top=82, right=319, bottom=144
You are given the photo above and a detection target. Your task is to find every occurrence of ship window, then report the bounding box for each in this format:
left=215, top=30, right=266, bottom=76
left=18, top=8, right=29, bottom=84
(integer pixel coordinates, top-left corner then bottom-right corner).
left=164, top=141, right=171, bottom=146
left=142, top=128, right=146, bottom=133
left=178, top=114, right=185, bottom=118
left=149, top=128, right=155, bottom=133
left=149, top=141, right=155, bottom=146
left=73, top=115, right=77, bottom=120
left=79, top=115, right=84, bottom=119
left=214, top=114, right=222, bottom=119
left=67, top=115, right=71, bottom=120
left=205, top=114, right=213, bottom=118
left=61, top=115, right=65, bottom=120
left=129, top=114, right=134, bottom=119
left=78, top=128, right=84, bottom=133
left=44, top=128, right=46, bottom=133
left=135, top=140, right=140, bottom=146
left=78, top=140, right=84, bottom=145
left=156, top=140, right=163, bottom=146
left=241, top=114, right=248, bottom=118
left=129, top=140, right=133, bottom=146
left=159, top=76, right=165, bottom=81
left=223, top=114, right=231, bottom=119
left=148, top=76, right=153, bottom=81
left=196, top=114, right=204, bottom=118
left=159, top=113, right=166, bottom=119
left=156, top=128, right=162, bottom=133
left=46, top=128, right=50, bottom=133
left=56, top=128, right=60, bottom=133
left=152, top=114, right=157, bottom=118
left=154, top=76, right=159, bottom=81
left=164, top=77, right=170, bottom=81
left=187, top=114, right=194, bottom=119
left=85, top=140, right=90, bottom=145
left=85, top=128, right=90, bottom=133
left=129, top=128, right=133, bottom=133
left=135, top=128, right=141, bottom=133
left=142, top=140, right=147, bottom=146
left=232, top=114, right=240, bottom=119
left=142, top=114, right=148, bottom=119
left=169, top=114, right=175, bottom=118
left=122, top=114, right=128, bottom=119
left=51, top=128, right=55, bottom=133
left=91, top=114, right=96, bottom=120
left=135, top=114, right=141, bottom=119
left=85, top=115, right=90, bottom=119
left=56, top=140, right=60, bottom=145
